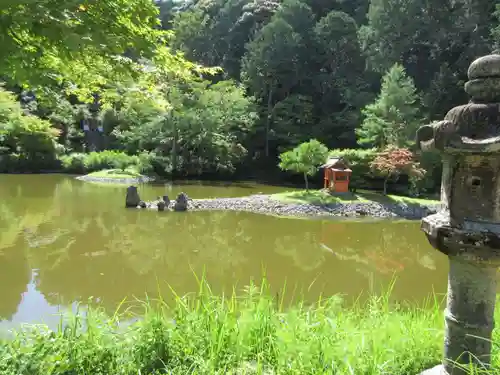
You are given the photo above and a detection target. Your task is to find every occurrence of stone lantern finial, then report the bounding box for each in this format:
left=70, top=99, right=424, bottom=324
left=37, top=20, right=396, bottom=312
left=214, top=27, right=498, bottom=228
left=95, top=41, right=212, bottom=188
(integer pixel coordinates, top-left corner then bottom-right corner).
left=417, top=55, right=500, bottom=375
left=466, top=54, right=500, bottom=102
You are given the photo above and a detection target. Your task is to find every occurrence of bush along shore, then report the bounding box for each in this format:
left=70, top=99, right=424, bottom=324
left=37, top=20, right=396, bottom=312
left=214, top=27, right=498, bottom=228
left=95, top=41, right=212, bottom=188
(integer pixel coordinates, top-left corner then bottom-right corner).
left=0, top=280, right=449, bottom=375
left=133, top=191, right=440, bottom=220
left=76, top=169, right=155, bottom=185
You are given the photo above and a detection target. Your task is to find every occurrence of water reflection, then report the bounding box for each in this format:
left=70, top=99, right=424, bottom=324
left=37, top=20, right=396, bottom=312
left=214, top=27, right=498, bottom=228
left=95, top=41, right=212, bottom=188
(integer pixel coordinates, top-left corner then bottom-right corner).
left=0, top=243, right=30, bottom=320
left=0, top=271, right=89, bottom=335
left=0, top=174, right=449, bottom=329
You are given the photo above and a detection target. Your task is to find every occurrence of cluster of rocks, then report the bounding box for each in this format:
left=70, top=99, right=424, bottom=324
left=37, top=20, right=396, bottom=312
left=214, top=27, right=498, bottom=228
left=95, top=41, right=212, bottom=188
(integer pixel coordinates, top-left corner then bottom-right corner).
left=188, top=195, right=438, bottom=219
left=125, top=186, right=190, bottom=212
left=125, top=186, right=439, bottom=219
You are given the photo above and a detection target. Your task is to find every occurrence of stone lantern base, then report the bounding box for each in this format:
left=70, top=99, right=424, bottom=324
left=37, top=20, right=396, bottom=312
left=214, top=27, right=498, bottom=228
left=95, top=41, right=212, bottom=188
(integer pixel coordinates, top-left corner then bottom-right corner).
left=419, top=212, right=499, bottom=375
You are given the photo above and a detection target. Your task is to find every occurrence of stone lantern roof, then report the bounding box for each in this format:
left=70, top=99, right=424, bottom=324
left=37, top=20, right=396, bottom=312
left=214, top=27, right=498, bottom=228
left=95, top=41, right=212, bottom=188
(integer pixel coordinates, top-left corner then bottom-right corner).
left=417, top=54, right=500, bottom=154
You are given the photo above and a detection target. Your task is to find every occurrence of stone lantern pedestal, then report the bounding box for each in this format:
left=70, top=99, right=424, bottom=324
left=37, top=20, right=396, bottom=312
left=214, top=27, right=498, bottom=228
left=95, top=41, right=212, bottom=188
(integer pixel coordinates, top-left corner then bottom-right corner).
left=416, top=54, right=500, bottom=375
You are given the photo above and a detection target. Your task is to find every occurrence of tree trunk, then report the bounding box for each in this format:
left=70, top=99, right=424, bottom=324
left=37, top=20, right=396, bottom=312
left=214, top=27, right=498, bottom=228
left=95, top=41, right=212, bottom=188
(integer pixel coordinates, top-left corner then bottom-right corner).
left=265, top=84, right=273, bottom=158
left=304, top=172, right=309, bottom=191
left=383, top=176, right=389, bottom=195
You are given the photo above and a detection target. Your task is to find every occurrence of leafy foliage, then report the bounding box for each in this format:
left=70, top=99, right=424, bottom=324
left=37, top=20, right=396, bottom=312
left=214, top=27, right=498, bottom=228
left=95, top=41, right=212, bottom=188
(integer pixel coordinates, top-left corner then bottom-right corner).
left=0, top=86, right=59, bottom=171
left=108, top=78, right=257, bottom=176
left=370, top=146, right=425, bottom=194
left=329, top=148, right=378, bottom=188
left=59, top=151, right=153, bottom=174
left=278, top=139, right=328, bottom=189
left=3, top=0, right=500, bottom=193
left=0, top=0, right=166, bottom=100
left=356, top=64, right=421, bottom=148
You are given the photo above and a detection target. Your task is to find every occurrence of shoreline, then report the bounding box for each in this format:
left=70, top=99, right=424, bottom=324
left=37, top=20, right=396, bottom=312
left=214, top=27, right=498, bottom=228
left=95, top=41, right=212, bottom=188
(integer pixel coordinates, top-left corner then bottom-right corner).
left=76, top=174, right=155, bottom=184
left=74, top=174, right=438, bottom=220
left=140, top=194, right=440, bottom=220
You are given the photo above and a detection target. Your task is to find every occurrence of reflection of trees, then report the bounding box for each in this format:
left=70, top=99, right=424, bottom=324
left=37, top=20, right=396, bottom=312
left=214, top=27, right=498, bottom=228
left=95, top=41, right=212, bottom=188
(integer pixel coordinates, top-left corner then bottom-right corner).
left=274, top=231, right=325, bottom=272
left=317, top=220, right=447, bottom=302
left=0, top=175, right=59, bottom=320
left=25, top=178, right=257, bottom=313
left=0, top=174, right=448, bottom=317
left=0, top=237, right=31, bottom=320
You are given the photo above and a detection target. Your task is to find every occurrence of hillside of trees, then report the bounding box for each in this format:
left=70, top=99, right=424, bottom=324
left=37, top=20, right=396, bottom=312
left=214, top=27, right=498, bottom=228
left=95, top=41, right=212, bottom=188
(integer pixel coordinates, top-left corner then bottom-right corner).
left=1, top=0, right=499, bottom=194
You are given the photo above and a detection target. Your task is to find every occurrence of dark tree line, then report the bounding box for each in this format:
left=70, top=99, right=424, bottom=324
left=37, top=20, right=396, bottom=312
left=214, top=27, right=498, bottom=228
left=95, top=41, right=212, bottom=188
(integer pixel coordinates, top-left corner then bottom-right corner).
left=159, top=0, right=499, bottom=160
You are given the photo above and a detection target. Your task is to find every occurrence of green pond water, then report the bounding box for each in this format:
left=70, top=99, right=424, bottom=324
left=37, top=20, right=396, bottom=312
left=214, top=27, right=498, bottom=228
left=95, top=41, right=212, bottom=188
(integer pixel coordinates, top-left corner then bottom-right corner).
left=0, top=174, right=449, bottom=331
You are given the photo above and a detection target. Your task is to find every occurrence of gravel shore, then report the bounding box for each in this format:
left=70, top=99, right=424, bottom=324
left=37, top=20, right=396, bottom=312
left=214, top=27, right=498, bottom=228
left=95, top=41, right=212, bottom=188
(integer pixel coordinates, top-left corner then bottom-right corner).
left=142, top=194, right=439, bottom=220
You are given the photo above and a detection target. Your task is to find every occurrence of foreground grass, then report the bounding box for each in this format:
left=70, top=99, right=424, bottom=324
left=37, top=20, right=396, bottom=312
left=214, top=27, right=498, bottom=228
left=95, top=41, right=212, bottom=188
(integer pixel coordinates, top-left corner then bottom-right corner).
left=85, top=168, right=144, bottom=179
left=0, top=280, right=451, bottom=375
left=271, top=189, right=440, bottom=206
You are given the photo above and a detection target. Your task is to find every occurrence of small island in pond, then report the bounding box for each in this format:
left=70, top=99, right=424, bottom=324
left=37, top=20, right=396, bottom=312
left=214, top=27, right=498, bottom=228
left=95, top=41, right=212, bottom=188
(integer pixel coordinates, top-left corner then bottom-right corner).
left=123, top=149, right=440, bottom=220
left=76, top=168, right=154, bottom=184
left=125, top=185, right=440, bottom=220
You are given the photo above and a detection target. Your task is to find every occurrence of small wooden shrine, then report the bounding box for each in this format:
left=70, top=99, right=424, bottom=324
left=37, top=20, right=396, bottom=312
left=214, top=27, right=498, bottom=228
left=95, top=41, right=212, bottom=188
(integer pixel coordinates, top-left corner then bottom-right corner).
left=321, top=157, right=352, bottom=193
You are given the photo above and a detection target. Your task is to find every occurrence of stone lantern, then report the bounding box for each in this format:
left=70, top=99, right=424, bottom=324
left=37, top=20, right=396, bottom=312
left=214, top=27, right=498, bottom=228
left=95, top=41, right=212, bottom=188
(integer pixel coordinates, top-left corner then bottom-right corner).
left=417, top=54, right=500, bottom=375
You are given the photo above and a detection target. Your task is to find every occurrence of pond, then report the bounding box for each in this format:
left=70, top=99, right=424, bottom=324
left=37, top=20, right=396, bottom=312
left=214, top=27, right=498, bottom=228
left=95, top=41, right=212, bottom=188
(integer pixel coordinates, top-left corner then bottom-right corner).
left=0, top=174, right=449, bottom=331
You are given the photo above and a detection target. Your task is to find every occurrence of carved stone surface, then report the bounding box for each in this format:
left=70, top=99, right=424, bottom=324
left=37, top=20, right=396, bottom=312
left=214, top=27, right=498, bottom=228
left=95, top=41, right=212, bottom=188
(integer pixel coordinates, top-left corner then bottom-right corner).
left=416, top=54, right=500, bottom=375
left=174, top=192, right=189, bottom=212
left=125, top=186, right=141, bottom=208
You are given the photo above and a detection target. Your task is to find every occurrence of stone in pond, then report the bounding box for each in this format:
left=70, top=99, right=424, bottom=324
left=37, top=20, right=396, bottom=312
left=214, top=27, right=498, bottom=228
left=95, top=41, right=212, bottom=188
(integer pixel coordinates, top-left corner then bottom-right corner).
left=174, top=192, right=189, bottom=211
left=163, top=195, right=170, bottom=207
left=126, top=186, right=141, bottom=208
left=157, top=200, right=166, bottom=211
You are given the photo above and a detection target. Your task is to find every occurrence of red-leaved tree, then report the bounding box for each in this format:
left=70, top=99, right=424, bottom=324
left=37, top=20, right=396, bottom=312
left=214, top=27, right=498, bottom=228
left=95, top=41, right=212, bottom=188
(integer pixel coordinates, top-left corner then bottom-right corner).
left=370, top=146, right=426, bottom=195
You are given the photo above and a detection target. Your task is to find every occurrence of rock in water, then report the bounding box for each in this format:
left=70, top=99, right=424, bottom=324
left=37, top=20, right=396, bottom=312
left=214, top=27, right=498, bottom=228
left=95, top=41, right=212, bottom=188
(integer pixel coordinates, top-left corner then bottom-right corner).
left=126, top=186, right=141, bottom=208
left=157, top=200, right=166, bottom=211
left=174, top=192, right=189, bottom=211
left=163, top=195, right=170, bottom=207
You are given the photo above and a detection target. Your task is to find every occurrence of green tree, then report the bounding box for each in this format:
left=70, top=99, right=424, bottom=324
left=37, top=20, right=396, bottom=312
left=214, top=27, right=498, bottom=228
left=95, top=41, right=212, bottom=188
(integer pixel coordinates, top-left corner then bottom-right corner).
left=359, top=0, right=494, bottom=117
left=356, top=63, right=420, bottom=148
left=271, top=95, right=315, bottom=150
left=241, top=18, right=303, bottom=157
left=171, top=9, right=215, bottom=66
left=311, top=10, right=369, bottom=147
left=0, top=0, right=199, bottom=102
left=0, top=86, right=59, bottom=171
left=111, top=78, right=257, bottom=176
left=278, top=139, right=328, bottom=190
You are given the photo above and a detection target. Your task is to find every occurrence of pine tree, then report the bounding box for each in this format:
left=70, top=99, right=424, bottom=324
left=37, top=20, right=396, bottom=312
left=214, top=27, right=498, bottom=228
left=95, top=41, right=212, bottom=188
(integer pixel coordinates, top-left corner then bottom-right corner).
left=356, top=63, right=421, bottom=148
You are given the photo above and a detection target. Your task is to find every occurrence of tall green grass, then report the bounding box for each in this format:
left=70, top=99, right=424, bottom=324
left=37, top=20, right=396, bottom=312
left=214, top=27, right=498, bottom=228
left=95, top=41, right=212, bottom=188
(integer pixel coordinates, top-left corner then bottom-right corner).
left=1, top=279, right=500, bottom=374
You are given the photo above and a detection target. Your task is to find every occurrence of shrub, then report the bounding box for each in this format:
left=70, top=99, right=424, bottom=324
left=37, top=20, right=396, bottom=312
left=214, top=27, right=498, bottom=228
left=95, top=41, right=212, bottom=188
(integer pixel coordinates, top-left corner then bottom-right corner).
left=59, top=151, right=153, bottom=174
left=0, top=85, right=60, bottom=172
left=412, top=150, right=442, bottom=196
left=59, top=153, right=87, bottom=174
left=329, top=148, right=378, bottom=188
left=370, top=146, right=425, bottom=195
left=137, top=151, right=155, bottom=174
left=83, top=150, right=136, bottom=172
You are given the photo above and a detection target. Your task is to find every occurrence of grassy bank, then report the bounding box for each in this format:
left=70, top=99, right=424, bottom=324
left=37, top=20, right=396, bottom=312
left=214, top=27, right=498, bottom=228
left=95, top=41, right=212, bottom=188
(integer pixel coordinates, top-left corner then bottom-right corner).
left=84, top=168, right=145, bottom=180
left=271, top=189, right=440, bottom=206
left=0, top=280, right=454, bottom=374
